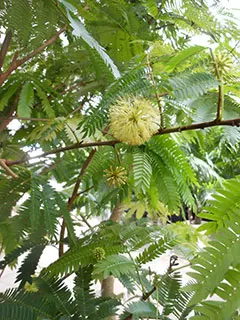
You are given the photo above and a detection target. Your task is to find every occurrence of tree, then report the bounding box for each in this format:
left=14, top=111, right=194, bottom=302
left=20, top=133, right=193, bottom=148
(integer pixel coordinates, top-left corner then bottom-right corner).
left=1, top=0, right=240, bottom=319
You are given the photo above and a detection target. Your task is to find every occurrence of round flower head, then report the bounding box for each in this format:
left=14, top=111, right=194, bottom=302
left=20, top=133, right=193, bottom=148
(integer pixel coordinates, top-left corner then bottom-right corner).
left=213, top=53, right=232, bottom=79
left=92, top=247, right=106, bottom=261
left=104, top=165, right=128, bottom=188
left=109, top=97, right=160, bottom=145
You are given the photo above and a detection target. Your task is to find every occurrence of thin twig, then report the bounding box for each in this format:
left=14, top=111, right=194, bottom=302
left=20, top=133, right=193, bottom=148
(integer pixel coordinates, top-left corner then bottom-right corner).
left=6, top=140, right=118, bottom=166
left=210, top=49, right=224, bottom=122
left=0, top=159, right=18, bottom=178
left=77, top=186, right=94, bottom=196
left=79, top=213, right=93, bottom=229
left=0, top=116, right=51, bottom=122
left=58, top=149, right=96, bottom=257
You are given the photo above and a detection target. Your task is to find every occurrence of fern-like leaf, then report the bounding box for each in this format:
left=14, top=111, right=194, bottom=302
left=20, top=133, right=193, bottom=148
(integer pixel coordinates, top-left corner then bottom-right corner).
left=133, top=151, right=152, bottom=195
left=0, top=168, right=31, bottom=220
left=16, top=243, right=46, bottom=288
left=167, top=72, right=218, bottom=100
left=93, top=254, right=134, bottom=280
left=136, top=237, right=174, bottom=265
left=17, top=82, right=34, bottom=117
left=65, top=6, right=120, bottom=79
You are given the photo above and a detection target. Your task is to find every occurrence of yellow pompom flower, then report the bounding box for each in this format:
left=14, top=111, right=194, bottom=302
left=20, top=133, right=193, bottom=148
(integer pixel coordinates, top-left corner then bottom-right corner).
left=104, top=165, right=128, bottom=188
left=109, top=96, right=160, bottom=145
left=213, top=53, right=232, bottom=78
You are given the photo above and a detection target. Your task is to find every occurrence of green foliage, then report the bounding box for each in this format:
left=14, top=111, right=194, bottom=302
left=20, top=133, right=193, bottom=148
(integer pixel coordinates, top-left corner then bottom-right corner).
left=133, top=151, right=152, bottom=195
left=136, top=237, right=174, bottom=265
left=66, top=8, right=120, bottom=80
left=183, top=178, right=240, bottom=318
left=0, top=168, right=31, bottom=220
left=147, top=135, right=196, bottom=210
left=16, top=243, right=46, bottom=288
left=198, top=178, right=240, bottom=233
left=2, top=0, right=240, bottom=319
left=17, top=82, right=34, bottom=118
left=168, top=72, right=219, bottom=100
left=124, top=301, right=158, bottom=319
left=93, top=254, right=134, bottom=280
left=1, top=0, right=63, bottom=47
left=0, top=288, right=50, bottom=320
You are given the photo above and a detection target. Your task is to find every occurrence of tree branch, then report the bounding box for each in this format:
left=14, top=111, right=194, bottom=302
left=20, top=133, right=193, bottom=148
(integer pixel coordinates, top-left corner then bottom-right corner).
left=6, top=140, right=118, bottom=167
left=0, top=30, right=12, bottom=71
left=0, top=159, right=18, bottom=178
left=0, top=25, right=67, bottom=88
left=4, top=117, right=240, bottom=168
left=0, top=116, right=51, bottom=122
left=156, top=118, right=240, bottom=135
left=58, top=149, right=96, bottom=257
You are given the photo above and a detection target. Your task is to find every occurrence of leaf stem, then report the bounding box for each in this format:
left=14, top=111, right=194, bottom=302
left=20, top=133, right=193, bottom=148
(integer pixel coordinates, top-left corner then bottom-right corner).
left=210, top=49, right=224, bottom=122
left=147, top=53, right=164, bottom=128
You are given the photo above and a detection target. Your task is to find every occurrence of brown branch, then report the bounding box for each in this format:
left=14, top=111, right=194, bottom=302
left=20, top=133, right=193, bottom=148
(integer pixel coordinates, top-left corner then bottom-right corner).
left=156, top=118, right=240, bottom=135
left=0, top=116, right=51, bottom=122
left=4, top=117, right=240, bottom=168
left=0, top=159, right=18, bottom=178
left=0, top=30, right=12, bottom=71
left=0, top=25, right=67, bottom=88
left=6, top=140, right=118, bottom=167
left=58, top=149, right=96, bottom=257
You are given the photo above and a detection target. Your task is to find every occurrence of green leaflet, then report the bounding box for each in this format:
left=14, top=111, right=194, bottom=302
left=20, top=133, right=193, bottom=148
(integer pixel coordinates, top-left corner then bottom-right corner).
left=157, top=45, right=206, bottom=73
left=35, top=84, right=55, bottom=118
left=0, top=81, right=20, bottom=111
left=93, top=254, right=134, bottom=280
left=135, top=237, right=173, bottom=265
left=133, top=151, right=152, bottom=195
left=65, top=7, right=120, bottom=79
left=0, top=168, right=31, bottom=221
left=168, top=72, right=219, bottom=100
left=17, top=82, right=34, bottom=118
left=16, top=243, right=46, bottom=288
left=126, top=301, right=159, bottom=319
left=143, top=0, right=159, bottom=18
left=183, top=178, right=240, bottom=318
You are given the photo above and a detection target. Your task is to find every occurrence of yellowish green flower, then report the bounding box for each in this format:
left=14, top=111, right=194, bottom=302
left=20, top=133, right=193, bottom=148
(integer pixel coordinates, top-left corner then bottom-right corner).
left=213, top=53, right=232, bottom=78
left=104, top=165, right=128, bottom=188
left=24, top=281, right=39, bottom=293
left=109, top=96, right=160, bottom=145
left=92, top=247, right=106, bottom=261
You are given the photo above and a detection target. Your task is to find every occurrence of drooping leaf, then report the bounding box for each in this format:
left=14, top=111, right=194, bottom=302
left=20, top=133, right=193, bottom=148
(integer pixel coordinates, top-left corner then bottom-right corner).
left=17, top=82, right=34, bottom=117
